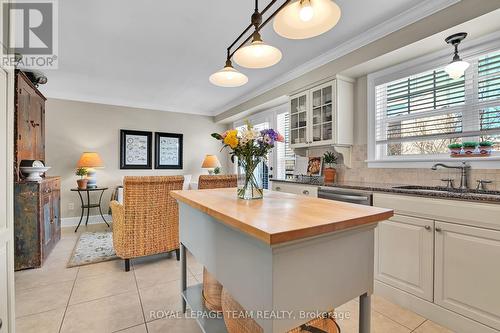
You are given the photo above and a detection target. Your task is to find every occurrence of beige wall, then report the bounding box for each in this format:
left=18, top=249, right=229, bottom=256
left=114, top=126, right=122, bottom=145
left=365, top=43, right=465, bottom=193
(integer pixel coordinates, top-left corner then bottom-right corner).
left=45, top=99, right=228, bottom=219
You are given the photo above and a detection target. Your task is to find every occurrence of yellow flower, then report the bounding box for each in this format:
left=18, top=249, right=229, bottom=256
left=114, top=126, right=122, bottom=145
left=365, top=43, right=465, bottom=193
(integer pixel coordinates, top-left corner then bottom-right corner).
left=224, top=132, right=239, bottom=148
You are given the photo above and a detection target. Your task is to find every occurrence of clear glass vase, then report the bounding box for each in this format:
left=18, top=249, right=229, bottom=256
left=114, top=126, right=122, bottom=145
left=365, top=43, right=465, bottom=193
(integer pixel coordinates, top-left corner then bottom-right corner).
left=237, top=157, right=264, bottom=200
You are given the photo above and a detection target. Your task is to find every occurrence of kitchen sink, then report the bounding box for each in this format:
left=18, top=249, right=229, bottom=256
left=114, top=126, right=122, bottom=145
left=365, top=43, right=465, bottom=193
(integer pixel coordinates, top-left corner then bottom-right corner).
left=392, top=185, right=500, bottom=196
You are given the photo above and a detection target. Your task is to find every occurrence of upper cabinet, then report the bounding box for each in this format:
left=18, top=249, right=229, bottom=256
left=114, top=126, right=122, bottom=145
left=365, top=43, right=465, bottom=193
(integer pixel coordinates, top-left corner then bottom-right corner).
left=289, top=76, right=353, bottom=149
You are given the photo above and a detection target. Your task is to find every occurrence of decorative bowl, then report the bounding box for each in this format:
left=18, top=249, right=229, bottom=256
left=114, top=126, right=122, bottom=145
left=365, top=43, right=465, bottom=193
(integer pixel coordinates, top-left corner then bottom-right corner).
left=20, top=166, right=51, bottom=181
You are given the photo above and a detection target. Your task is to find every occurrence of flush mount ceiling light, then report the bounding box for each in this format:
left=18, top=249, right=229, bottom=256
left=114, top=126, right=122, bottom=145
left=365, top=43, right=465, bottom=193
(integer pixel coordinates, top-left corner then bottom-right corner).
left=233, top=31, right=282, bottom=68
left=209, top=0, right=341, bottom=87
left=209, top=59, right=249, bottom=87
left=444, top=32, right=470, bottom=80
left=273, top=0, right=341, bottom=39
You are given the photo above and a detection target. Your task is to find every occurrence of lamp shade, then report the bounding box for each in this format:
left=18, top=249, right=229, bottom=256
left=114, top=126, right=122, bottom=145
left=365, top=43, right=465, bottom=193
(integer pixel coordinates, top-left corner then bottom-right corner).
left=233, top=40, right=282, bottom=69
left=201, top=155, right=221, bottom=169
left=273, top=0, right=341, bottom=39
left=77, top=152, right=104, bottom=168
left=444, top=60, right=469, bottom=80
left=209, top=65, right=248, bottom=87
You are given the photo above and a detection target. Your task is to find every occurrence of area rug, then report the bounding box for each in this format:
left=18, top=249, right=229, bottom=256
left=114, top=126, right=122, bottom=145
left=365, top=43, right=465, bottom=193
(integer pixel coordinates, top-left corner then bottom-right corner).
left=67, top=231, right=118, bottom=267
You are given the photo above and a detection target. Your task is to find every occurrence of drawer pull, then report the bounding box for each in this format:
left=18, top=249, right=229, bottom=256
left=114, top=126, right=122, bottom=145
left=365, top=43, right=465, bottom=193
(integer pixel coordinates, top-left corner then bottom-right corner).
left=424, top=225, right=431, bottom=230
left=302, top=190, right=309, bottom=195
left=435, top=227, right=442, bottom=232
left=275, top=187, right=281, bottom=191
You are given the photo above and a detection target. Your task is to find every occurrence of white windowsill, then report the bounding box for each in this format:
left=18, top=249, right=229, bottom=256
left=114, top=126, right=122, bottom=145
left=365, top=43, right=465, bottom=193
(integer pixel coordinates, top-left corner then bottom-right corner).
left=367, top=155, right=500, bottom=169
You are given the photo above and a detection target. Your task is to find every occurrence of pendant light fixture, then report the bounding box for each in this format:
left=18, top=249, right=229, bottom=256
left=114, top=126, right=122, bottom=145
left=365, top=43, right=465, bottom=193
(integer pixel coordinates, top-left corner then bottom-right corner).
left=233, top=31, right=282, bottom=68
left=209, top=0, right=342, bottom=87
left=444, top=32, right=470, bottom=80
left=209, top=59, right=248, bottom=87
left=273, top=0, right=341, bottom=39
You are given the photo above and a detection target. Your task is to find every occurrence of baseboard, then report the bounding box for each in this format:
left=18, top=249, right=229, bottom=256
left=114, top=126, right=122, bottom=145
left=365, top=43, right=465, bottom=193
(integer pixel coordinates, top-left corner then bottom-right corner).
left=61, top=214, right=112, bottom=227
left=374, top=280, right=499, bottom=333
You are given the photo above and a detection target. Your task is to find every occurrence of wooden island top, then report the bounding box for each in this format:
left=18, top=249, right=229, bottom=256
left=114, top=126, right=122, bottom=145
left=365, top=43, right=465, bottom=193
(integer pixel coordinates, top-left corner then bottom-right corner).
left=171, top=188, right=393, bottom=245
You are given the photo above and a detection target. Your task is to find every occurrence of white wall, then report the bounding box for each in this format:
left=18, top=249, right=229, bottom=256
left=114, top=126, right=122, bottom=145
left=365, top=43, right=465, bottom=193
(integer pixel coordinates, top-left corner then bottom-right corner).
left=45, top=99, right=228, bottom=218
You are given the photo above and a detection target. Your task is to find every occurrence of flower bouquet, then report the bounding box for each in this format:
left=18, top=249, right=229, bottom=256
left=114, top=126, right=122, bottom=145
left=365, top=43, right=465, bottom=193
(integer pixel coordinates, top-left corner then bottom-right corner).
left=212, top=122, right=284, bottom=200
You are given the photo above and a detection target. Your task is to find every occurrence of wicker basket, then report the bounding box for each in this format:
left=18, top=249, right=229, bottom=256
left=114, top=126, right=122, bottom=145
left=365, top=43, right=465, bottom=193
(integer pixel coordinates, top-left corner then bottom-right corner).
left=202, top=267, right=223, bottom=313
left=221, top=288, right=340, bottom=333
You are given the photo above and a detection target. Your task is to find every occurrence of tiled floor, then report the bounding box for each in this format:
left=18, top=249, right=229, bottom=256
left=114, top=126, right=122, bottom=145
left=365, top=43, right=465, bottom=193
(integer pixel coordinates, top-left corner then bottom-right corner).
left=15, top=223, right=454, bottom=333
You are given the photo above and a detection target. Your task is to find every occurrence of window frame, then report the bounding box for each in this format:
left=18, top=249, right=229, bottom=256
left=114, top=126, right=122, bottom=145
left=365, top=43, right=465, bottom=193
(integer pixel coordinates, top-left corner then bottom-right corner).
left=367, top=31, right=500, bottom=169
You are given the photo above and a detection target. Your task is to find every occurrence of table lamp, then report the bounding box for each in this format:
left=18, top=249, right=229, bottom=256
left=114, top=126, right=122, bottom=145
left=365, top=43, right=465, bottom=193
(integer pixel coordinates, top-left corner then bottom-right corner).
left=77, top=152, right=104, bottom=188
left=201, top=154, right=221, bottom=175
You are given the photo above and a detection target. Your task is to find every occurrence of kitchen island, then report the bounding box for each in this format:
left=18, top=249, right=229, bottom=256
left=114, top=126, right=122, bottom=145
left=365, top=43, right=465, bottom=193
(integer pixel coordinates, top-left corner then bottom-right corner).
left=171, top=188, right=394, bottom=333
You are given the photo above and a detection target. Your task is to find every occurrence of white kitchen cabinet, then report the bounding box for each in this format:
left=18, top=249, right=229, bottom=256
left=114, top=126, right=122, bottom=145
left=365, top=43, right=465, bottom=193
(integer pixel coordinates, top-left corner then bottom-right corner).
left=434, top=221, right=500, bottom=330
left=289, top=76, right=353, bottom=149
left=374, top=214, right=434, bottom=301
left=271, top=182, right=318, bottom=197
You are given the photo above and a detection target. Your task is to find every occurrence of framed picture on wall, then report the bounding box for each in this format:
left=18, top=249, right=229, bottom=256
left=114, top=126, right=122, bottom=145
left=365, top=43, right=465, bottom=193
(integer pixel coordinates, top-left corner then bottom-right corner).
left=155, top=132, right=183, bottom=169
left=120, top=130, right=152, bottom=169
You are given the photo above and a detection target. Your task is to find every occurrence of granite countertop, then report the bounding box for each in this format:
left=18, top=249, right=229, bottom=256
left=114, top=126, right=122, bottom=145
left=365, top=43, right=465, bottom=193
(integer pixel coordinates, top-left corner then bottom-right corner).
left=270, top=179, right=500, bottom=204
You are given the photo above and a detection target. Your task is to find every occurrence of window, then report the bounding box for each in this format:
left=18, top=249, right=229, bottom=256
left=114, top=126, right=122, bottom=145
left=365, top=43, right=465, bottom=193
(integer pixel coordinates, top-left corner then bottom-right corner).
left=372, top=49, right=500, bottom=160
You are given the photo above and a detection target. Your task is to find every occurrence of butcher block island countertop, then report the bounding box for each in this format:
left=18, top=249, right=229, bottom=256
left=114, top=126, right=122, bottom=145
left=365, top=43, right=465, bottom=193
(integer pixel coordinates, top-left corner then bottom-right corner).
left=171, top=187, right=393, bottom=245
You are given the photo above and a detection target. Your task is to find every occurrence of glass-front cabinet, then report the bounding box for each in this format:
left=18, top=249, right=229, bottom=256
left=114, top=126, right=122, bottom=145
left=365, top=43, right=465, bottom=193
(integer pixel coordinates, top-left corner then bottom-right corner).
left=289, top=77, right=353, bottom=149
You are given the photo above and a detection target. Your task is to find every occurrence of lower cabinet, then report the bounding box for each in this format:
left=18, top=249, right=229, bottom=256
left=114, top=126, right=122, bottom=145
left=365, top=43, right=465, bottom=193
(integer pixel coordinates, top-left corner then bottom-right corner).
left=434, top=221, right=500, bottom=330
left=271, top=182, right=318, bottom=197
left=375, top=214, right=434, bottom=301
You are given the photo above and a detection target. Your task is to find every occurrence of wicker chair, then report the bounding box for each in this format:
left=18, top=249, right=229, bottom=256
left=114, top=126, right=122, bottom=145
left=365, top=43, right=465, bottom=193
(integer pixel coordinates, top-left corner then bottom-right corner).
left=198, top=174, right=237, bottom=190
left=109, top=176, right=184, bottom=271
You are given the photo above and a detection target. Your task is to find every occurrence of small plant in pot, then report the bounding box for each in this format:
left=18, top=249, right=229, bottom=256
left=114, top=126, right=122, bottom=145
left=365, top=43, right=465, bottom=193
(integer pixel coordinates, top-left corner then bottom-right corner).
left=323, top=151, right=338, bottom=184
left=448, top=143, right=462, bottom=155
left=462, top=141, right=478, bottom=155
left=76, top=167, right=88, bottom=189
left=479, top=141, right=494, bottom=155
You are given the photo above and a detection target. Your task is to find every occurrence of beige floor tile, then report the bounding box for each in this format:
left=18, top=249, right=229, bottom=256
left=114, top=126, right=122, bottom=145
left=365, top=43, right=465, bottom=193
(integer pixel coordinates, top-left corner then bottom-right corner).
left=371, top=295, right=425, bottom=330
left=134, top=257, right=181, bottom=289
left=77, top=259, right=125, bottom=279
left=15, top=281, right=73, bottom=317
left=336, top=298, right=411, bottom=333
left=70, top=269, right=137, bottom=304
left=15, top=307, right=65, bottom=333
left=147, top=317, right=202, bottom=333
left=139, top=279, right=184, bottom=322
left=15, top=265, right=78, bottom=291
left=114, top=324, right=148, bottom=333
left=414, top=320, right=455, bottom=333
left=61, top=291, right=144, bottom=333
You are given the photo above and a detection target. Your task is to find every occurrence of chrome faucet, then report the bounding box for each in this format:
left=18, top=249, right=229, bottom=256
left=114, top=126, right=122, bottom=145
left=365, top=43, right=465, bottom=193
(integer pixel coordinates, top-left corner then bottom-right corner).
left=431, top=162, right=470, bottom=190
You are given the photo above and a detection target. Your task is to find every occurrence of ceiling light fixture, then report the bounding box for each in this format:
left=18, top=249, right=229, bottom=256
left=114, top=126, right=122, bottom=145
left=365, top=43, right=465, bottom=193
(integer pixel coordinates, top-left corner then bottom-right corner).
left=209, top=59, right=249, bottom=87
left=444, top=32, right=470, bottom=80
left=209, top=0, right=341, bottom=87
left=273, top=0, right=341, bottom=39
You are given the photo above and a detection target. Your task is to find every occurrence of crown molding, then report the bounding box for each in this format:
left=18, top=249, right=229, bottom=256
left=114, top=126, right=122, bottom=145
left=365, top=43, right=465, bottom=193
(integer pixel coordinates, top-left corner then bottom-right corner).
left=212, top=0, right=461, bottom=117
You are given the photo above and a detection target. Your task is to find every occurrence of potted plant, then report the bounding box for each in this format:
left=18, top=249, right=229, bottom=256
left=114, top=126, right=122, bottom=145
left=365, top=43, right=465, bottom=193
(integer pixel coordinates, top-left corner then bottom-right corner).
left=213, top=166, right=221, bottom=175
left=76, top=167, right=88, bottom=189
left=479, top=141, right=494, bottom=155
left=462, top=141, right=478, bottom=155
left=323, top=151, right=338, bottom=184
left=448, top=143, right=463, bottom=156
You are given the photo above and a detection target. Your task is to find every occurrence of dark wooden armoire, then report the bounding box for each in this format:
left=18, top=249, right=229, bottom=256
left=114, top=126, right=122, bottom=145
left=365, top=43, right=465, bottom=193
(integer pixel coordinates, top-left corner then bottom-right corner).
left=14, top=70, right=61, bottom=270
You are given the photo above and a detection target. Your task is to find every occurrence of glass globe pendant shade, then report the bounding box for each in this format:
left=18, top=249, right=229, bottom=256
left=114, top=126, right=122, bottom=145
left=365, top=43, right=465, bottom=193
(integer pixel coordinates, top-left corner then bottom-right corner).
left=273, top=0, right=341, bottom=39
left=233, top=33, right=282, bottom=69
left=444, top=60, right=469, bottom=80
left=209, top=61, right=248, bottom=87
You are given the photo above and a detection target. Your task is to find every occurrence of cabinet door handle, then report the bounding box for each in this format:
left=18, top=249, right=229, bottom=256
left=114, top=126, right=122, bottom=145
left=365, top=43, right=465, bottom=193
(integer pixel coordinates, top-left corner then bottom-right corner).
left=275, top=186, right=281, bottom=191
left=435, top=227, right=442, bottom=232
left=302, top=190, right=309, bottom=195
left=424, top=225, right=431, bottom=230
left=0, top=318, right=2, bottom=329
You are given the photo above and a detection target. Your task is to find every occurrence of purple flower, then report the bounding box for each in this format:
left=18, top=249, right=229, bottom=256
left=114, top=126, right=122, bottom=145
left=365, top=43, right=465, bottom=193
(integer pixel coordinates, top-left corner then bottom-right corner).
left=261, top=129, right=279, bottom=141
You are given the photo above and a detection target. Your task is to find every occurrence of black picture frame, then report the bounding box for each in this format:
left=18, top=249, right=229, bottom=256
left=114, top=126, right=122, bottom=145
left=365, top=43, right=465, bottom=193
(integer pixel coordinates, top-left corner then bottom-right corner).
left=120, top=130, right=152, bottom=169
left=155, top=132, right=183, bottom=169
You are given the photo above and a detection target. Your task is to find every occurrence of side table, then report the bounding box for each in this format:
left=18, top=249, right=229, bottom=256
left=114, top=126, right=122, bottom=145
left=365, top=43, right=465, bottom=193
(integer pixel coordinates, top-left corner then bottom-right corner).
left=71, top=187, right=110, bottom=232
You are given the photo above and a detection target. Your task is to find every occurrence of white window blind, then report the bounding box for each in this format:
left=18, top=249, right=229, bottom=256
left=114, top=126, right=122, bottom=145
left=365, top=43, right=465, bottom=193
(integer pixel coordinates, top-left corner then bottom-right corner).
left=276, top=111, right=295, bottom=179
left=375, top=50, right=500, bottom=156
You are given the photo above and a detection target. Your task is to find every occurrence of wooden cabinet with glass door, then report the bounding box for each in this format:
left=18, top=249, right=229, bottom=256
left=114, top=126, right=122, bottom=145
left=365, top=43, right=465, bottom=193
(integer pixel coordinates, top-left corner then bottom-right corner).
left=289, top=76, right=353, bottom=149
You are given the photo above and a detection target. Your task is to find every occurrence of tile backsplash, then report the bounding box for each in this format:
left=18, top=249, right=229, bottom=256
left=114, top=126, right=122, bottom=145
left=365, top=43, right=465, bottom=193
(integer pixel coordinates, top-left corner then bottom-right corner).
left=335, top=144, right=500, bottom=191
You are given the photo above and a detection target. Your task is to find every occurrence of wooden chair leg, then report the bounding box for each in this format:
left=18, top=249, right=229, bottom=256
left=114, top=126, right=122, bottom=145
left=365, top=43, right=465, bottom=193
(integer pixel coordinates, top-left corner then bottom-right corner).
left=124, top=258, right=130, bottom=272
left=175, top=249, right=180, bottom=261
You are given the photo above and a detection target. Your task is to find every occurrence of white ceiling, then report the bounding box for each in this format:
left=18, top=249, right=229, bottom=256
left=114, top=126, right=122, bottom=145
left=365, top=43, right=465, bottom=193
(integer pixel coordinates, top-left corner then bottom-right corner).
left=40, top=0, right=450, bottom=116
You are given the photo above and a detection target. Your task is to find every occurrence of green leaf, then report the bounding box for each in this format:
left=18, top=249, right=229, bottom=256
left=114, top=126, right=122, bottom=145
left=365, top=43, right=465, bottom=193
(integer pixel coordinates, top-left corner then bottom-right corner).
left=211, top=133, right=223, bottom=140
